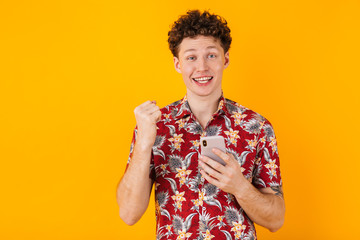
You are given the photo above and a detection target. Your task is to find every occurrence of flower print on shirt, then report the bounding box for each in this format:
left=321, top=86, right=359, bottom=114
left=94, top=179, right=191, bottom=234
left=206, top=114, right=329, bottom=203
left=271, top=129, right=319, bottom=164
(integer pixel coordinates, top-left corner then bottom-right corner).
left=190, top=139, right=200, bottom=152
left=175, top=167, right=192, bottom=186
left=172, top=214, right=196, bottom=240
left=245, top=136, right=258, bottom=152
left=265, top=158, right=279, bottom=179
left=224, top=128, right=240, bottom=146
left=168, top=133, right=185, bottom=152
left=231, top=112, right=247, bottom=126
left=202, top=229, right=215, bottom=240
left=231, top=221, right=247, bottom=239
left=171, top=191, right=186, bottom=211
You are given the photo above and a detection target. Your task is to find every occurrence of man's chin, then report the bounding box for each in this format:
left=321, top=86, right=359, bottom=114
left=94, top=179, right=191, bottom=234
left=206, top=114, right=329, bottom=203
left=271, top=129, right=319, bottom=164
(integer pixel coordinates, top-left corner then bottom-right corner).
left=187, top=89, right=220, bottom=98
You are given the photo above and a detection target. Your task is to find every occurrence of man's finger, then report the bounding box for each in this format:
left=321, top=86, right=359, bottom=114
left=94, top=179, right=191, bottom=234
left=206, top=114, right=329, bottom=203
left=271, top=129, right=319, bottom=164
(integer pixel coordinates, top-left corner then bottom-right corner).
left=199, top=154, right=226, bottom=172
left=143, top=104, right=160, bottom=115
left=212, top=148, right=233, bottom=164
left=141, top=100, right=154, bottom=107
left=200, top=169, right=219, bottom=186
left=151, top=109, right=162, bottom=122
left=199, top=159, right=222, bottom=180
left=140, top=100, right=157, bottom=109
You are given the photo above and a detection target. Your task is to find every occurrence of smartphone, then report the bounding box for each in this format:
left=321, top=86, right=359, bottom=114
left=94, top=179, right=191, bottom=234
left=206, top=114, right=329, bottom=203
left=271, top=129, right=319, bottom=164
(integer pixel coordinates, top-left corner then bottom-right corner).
left=200, top=136, right=227, bottom=165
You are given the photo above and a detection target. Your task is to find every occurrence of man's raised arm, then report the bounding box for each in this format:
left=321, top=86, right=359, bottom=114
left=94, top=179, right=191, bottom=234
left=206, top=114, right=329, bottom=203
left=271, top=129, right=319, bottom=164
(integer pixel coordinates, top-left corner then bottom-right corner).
left=116, top=101, right=161, bottom=225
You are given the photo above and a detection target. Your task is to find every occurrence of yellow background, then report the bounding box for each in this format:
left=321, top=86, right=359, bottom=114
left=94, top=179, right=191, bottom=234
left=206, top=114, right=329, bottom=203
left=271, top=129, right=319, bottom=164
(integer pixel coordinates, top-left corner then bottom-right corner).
left=1, top=0, right=359, bottom=239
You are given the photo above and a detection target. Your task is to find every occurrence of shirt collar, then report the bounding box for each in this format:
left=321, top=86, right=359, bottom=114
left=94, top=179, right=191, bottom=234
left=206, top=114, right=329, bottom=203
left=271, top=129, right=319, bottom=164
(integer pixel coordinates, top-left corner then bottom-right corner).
left=173, top=92, right=231, bottom=120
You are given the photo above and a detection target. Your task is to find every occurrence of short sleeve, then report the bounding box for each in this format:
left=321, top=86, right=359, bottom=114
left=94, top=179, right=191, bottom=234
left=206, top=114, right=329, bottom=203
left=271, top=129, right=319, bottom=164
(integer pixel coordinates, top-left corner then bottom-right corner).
left=125, top=126, right=155, bottom=181
left=252, top=119, right=282, bottom=189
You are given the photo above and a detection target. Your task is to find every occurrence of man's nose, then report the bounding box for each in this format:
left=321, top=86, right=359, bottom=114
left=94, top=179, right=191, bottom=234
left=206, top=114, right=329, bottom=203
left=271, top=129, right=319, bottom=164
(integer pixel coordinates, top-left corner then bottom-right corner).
left=196, top=57, right=208, bottom=71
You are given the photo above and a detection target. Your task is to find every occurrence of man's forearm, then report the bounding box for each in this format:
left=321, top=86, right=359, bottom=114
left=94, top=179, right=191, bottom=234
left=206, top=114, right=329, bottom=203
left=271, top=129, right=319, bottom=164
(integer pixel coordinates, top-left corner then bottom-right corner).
left=116, top=140, right=153, bottom=225
left=234, top=181, right=285, bottom=232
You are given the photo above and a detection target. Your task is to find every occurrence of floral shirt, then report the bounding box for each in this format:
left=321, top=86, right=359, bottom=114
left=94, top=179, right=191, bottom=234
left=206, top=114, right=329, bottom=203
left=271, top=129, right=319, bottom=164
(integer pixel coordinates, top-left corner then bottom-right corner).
left=127, top=94, right=282, bottom=240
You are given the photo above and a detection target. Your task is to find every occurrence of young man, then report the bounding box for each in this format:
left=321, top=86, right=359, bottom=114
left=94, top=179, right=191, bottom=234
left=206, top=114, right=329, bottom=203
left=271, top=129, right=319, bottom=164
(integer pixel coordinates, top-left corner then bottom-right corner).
left=117, top=10, right=285, bottom=239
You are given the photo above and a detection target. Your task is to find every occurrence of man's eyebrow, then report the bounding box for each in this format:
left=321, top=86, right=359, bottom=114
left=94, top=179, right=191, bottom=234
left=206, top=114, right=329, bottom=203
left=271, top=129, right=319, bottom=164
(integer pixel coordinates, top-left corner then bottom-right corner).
left=183, top=49, right=196, bottom=54
left=183, top=46, right=219, bottom=54
left=206, top=46, right=218, bottom=50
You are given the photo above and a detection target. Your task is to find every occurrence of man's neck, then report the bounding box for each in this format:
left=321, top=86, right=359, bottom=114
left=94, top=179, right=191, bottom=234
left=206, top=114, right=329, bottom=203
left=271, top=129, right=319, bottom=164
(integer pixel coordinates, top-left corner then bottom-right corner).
left=186, top=90, right=222, bottom=129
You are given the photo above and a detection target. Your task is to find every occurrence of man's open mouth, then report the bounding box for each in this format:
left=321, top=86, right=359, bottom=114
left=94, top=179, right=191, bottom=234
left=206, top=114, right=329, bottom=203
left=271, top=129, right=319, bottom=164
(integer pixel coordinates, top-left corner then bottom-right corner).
left=192, top=76, right=213, bottom=83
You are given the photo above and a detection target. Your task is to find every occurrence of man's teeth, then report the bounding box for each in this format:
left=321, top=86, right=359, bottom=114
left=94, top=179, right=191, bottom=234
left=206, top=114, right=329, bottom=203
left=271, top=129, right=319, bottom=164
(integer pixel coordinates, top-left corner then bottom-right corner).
left=193, top=77, right=213, bottom=83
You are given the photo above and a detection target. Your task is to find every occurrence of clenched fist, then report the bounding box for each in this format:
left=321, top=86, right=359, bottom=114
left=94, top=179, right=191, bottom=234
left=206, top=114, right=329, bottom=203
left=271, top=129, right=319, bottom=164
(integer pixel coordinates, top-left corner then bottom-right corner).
left=134, top=101, right=162, bottom=149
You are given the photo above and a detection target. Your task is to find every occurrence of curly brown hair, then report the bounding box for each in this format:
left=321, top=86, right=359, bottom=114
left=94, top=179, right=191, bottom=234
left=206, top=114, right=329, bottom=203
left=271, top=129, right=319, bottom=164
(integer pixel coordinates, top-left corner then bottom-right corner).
left=168, top=10, right=232, bottom=58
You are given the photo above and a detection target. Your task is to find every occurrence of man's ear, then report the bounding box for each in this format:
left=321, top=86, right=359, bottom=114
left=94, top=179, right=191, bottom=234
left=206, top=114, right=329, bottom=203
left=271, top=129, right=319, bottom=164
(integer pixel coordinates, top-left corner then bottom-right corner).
left=173, top=56, right=182, bottom=73
left=224, top=51, right=230, bottom=69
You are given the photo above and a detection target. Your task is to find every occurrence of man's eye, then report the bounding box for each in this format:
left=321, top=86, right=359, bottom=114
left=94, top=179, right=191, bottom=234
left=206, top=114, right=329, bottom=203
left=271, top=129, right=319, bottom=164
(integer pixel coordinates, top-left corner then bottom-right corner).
left=187, top=56, right=196, bottom=61
left=208, top=54, right=216, bottom=58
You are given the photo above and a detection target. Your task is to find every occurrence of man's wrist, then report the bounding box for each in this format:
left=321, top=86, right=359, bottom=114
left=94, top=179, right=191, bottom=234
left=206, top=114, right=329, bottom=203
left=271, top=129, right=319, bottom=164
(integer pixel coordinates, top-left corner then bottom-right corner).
left=135, top=137, right=154, bottom=152
left=233, top=177, right=254, bottom=201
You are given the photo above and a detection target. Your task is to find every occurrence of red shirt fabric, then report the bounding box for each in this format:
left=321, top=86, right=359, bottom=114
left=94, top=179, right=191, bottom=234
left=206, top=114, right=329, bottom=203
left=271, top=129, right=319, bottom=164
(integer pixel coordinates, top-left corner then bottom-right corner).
left=127, top=94, right=282, bottom=240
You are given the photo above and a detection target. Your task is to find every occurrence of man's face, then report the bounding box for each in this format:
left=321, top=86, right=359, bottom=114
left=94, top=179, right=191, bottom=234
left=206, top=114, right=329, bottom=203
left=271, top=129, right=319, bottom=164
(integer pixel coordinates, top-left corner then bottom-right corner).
left=174, top=35, right=230, bottom=98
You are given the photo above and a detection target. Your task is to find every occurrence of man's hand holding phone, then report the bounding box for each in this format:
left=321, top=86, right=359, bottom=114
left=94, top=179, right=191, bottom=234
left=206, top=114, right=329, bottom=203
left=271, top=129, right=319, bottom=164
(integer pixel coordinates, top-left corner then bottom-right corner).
left=199, top=138, right=249, bottom=196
